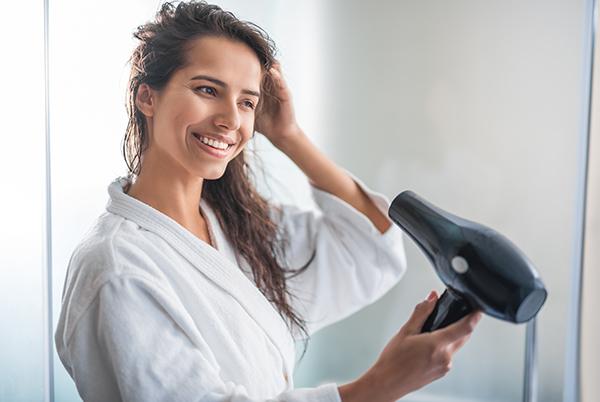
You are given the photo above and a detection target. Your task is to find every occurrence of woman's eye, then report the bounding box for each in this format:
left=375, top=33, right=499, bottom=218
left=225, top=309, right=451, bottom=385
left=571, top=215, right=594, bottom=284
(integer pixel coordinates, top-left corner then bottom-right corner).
left=242, top=100, right=256, bottom=110
left=195, top=86, right=216, bottom=96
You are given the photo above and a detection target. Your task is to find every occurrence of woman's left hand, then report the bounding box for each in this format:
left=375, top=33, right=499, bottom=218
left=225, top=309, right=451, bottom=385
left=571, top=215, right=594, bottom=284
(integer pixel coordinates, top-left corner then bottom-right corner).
left=254, top=61, right=303, bottom=149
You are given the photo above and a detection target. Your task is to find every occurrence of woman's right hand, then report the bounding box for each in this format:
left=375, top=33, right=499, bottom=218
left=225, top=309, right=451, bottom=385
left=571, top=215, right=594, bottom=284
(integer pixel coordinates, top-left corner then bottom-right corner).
left=338, top=291, right=482, bottom=402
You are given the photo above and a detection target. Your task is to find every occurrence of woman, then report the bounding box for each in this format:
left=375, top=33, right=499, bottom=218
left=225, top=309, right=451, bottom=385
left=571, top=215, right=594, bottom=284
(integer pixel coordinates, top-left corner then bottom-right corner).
left=55, top=2, right=481, bottom=402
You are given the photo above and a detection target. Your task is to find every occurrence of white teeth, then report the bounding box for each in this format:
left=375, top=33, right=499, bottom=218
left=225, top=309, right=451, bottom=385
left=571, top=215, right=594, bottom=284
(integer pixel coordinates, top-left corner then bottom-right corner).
left=196, top=134, right=229, bottom=150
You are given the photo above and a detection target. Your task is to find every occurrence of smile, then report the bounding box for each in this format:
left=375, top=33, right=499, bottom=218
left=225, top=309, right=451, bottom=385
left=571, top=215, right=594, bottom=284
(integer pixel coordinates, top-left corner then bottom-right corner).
left=191, top=133, right=235, bottom=159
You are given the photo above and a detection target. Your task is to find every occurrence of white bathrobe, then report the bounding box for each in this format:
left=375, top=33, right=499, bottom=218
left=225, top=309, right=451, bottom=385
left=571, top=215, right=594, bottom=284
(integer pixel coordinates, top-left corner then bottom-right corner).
left=55, top=174, right=407, bottom=402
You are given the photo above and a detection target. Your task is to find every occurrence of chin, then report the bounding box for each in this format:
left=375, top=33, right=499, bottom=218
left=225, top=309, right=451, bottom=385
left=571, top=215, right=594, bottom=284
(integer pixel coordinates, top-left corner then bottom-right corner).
left=199, top=166, right=227, bottom=181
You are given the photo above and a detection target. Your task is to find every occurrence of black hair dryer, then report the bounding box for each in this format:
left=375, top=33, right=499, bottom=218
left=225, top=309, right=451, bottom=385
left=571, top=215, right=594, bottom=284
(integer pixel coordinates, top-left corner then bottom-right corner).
left=388, top=191, right=547, bottom=332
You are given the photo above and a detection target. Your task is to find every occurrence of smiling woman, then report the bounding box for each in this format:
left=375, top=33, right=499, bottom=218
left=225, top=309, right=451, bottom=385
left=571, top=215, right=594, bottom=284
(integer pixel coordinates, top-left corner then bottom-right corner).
left=114, top=4, right=319, bottom=346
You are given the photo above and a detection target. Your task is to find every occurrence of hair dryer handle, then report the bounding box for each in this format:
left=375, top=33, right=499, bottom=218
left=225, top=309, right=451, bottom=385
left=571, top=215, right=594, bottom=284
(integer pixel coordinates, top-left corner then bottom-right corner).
left=421, top=288, right=475, bottom=332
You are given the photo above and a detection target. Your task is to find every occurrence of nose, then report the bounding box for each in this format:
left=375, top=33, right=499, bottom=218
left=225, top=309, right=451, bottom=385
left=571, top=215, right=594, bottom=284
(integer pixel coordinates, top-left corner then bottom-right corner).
left=213, top=99, right=241, bottom=132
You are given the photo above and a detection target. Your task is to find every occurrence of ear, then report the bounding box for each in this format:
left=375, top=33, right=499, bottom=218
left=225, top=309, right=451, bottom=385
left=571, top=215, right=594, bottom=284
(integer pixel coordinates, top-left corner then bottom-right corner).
left=136, top=83, right=156, bottom=117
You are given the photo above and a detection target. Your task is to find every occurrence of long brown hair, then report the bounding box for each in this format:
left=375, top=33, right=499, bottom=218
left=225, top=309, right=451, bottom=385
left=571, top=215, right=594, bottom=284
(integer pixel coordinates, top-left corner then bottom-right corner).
left=123, top=1, right=313, bottom=356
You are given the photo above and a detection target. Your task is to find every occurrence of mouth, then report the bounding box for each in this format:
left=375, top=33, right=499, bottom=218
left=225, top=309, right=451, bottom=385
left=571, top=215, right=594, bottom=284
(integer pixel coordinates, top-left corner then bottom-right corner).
left=191, top=132, right=236, bottom=158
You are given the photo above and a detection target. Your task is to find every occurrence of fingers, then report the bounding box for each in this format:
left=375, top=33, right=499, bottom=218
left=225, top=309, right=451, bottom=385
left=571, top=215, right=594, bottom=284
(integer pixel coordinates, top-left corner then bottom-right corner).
left=271, top=59, right=282, bottom=72
left=269, top=66, right=286, bottom=90
left=434, top=310, right=482, bottom=344
left=268, top=60, right=282, bottom=79
left=264, top=61, right=290, bottom=102
left=448, top=332, right=471, bottom=354
left=400, top=291, right=439, bottom=336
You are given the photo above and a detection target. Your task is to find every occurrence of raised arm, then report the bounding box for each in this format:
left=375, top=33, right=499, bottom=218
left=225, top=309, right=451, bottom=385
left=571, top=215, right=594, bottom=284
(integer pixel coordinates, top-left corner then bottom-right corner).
left=275, top=130, right=391, bottom=234
left=255, top=62, right=390, bottom=234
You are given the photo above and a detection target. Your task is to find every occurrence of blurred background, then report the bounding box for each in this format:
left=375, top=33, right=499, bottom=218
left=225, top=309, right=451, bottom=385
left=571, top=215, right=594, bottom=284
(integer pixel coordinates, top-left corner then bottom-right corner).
left=0, top=0, right=598, bottom=401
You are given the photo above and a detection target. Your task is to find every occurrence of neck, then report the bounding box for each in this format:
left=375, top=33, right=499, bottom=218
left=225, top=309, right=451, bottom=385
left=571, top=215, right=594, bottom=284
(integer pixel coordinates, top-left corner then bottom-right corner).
left=126, top=150, right=205, bottom=231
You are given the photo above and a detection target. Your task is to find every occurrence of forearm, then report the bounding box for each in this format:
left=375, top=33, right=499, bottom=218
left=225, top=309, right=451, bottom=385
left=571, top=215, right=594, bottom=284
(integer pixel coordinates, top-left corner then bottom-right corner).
left=275, top=129, right=391, bottom=234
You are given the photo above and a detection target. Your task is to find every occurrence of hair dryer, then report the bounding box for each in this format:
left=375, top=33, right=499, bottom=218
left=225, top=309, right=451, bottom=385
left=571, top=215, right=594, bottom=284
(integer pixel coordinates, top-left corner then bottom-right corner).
left=388, top=191, right=547, bottom=332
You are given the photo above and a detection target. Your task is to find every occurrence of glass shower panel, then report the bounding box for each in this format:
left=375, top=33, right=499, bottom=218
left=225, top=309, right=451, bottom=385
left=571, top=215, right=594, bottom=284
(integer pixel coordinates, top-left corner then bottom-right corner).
left=0, top=0, right=47, bottom=401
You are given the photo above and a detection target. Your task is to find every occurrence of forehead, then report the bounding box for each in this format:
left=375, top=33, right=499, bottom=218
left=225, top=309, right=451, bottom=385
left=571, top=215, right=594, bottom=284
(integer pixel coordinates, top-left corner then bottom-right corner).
left=178, top=36, right=262, bottom=91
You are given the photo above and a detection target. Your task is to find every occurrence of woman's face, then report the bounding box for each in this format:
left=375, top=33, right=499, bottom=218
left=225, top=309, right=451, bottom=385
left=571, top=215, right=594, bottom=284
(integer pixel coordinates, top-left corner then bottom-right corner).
left=140, top=36, right=262, bottom=180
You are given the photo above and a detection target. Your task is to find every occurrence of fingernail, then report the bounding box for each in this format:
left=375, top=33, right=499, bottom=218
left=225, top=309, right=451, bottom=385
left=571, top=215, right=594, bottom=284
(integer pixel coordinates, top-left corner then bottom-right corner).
left=426, top=291, right=436, bottom=301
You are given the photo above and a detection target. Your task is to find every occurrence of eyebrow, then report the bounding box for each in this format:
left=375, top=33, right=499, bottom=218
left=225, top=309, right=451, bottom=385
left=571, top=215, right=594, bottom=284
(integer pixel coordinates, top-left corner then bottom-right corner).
left=190, top=74, right=260, bottom=97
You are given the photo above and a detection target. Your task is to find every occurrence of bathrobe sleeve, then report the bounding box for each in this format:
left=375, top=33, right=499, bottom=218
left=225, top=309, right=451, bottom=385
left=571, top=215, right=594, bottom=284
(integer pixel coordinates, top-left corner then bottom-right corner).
left=66, top=273, right=341, bottom=402
left=276, top=174, right=408, bottom=339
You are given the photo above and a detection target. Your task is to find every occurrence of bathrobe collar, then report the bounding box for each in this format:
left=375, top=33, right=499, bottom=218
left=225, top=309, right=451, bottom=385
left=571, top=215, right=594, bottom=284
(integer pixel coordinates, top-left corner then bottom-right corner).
left=105, top=177, right=296, bottom=372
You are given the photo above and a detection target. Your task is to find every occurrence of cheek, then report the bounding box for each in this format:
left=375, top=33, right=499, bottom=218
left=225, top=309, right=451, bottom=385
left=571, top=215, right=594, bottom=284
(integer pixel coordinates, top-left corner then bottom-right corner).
left=154, top=102, right=187, bottom=136
left=241, top=115, right=256, bottom=139
left=162, top=91, right=201, bottom=121
left=231, top=128, right=254, bottom=159
left=173, top=98, right=202, bottom=127
left=231, top=139, right=250, bottom=159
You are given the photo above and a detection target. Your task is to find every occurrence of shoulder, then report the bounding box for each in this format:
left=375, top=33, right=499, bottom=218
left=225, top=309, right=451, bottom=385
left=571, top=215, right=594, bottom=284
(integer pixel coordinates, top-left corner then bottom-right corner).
left=69, top=211, right=167, bottom=280
left=58, top=213, right=168, bottom=332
